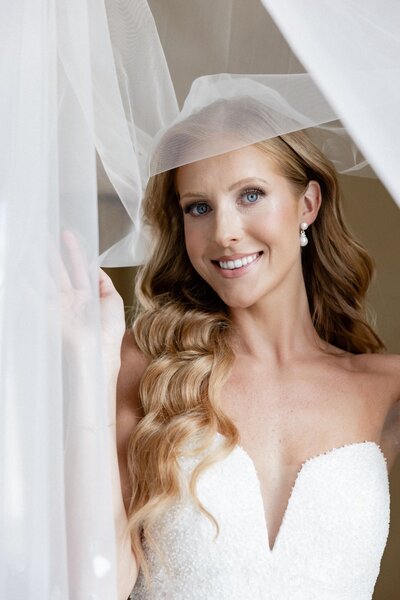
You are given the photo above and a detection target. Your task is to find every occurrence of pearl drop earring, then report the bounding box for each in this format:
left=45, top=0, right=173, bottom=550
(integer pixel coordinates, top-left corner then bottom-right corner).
left=299, top=222, right=309, bottom=247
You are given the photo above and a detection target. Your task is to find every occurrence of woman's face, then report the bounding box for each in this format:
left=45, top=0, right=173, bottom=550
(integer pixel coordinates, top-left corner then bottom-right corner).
left=175, top=144, right=316, bottom=309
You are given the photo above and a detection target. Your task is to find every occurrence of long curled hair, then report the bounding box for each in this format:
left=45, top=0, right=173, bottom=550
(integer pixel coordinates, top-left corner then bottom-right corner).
left=126, top=130, right=384, bottom=577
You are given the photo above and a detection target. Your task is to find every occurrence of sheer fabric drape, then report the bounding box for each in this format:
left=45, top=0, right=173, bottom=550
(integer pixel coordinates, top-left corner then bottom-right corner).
left=0, top=1, right=175, bottom=598
left=262, top=0, right=400, bottom=206
left=1, top=2, right=115, bottom=598
left=1, top=1, right=398, bottom=599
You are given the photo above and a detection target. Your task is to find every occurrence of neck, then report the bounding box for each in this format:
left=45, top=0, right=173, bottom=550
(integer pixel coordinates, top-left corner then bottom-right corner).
left=229, top=276, right=323, bottom=365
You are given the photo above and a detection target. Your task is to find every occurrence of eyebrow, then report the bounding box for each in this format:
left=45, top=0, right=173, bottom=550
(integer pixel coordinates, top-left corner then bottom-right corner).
left=179, top=177, right=270, bottom=201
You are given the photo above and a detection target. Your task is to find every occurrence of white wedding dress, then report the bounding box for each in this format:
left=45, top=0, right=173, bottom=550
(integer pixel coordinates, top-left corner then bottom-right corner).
left=131, top=433, right=390, bottom=599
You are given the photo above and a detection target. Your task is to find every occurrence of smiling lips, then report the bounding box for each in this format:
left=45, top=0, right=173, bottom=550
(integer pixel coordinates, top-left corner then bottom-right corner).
left=212, top=251, right=262, bottom=273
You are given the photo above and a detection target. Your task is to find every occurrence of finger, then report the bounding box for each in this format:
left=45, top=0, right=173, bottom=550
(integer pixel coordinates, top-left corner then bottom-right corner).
left=98, top=268, right=117, bottom=298
left=61, top=230, right=91, bottom=290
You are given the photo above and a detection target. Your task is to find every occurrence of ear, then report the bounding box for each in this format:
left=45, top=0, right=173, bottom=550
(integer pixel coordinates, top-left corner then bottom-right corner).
left=298, top=180, right=322, bottom=225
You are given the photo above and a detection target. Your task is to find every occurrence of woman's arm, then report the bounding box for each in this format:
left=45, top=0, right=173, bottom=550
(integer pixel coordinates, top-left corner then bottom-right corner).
left=59, top=233, right=139, bottom=599
left=115, top=329, right=149, bottom=596
left=98, top=280, right=146, bottom=599
left=89, top=268, right=140, bottom=600
left=109, top=368, right=139, bottom=600
left=116, top=331, right=145, bottom=507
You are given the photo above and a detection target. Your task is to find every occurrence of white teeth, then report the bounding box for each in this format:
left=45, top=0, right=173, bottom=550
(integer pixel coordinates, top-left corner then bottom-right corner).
left=218, top=253, right=258, bottom=270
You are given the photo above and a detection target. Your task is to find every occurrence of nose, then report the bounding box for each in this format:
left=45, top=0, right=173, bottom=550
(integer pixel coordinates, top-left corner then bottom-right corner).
left=212, top=204, right=242, bottom=247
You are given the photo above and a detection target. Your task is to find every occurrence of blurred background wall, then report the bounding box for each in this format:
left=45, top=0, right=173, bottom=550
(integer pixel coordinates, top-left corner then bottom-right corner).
left=341, top=175, right=400, bottom=599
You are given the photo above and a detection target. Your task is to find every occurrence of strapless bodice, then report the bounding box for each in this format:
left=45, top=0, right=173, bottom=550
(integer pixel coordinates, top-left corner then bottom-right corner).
left=131, top=434, right=390, bottom=599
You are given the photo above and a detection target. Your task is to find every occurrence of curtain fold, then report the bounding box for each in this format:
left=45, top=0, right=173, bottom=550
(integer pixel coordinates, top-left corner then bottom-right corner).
left=261, top=0, right=400, bottom=206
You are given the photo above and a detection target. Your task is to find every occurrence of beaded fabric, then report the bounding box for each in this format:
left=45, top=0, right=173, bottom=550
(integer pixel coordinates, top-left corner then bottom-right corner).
left=130, top=433, right=390, bottom=599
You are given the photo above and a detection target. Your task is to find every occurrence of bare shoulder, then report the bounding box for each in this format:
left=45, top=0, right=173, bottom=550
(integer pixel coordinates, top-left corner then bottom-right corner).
left=348, top=352, right=400, bottom=413
left=349, top=352, right=400, bottom=471
left=327, top=347, right=400, bottom=394
left=353, top=352, right=400, bottom=395
left=362, top=352, right=400, bottom=373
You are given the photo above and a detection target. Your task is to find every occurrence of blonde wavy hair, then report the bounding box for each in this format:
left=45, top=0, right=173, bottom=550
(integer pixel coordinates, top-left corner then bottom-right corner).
left=126, top=130, right=384, bottom=578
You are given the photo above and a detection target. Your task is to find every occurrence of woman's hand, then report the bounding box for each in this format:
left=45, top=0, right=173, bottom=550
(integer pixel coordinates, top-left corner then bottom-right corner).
left=60, top=230, right=126, bottom=371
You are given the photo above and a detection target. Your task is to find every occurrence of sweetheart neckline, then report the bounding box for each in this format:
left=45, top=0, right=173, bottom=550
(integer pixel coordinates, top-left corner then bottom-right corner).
left=231, top=439, right=388, bottom=554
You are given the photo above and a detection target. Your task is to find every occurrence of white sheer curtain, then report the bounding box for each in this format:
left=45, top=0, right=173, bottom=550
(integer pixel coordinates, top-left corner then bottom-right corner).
left=0, top=1, right=175, bottom=598
left=1, top=2, right=116, bottom=598
left=1, top=1, right=398, bottom=599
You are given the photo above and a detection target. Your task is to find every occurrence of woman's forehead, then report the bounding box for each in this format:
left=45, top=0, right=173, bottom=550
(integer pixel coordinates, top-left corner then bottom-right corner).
left=175, top=145, right=277, bottom=193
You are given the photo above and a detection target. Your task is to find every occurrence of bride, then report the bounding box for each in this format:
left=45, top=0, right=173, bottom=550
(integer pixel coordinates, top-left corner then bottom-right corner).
left=100, top=129, right=399, bottom=599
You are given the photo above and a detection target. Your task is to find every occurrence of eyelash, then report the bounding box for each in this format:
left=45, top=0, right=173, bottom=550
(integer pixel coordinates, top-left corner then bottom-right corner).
left=240, top=187, right=265, bottom=203
left=183, top=187, right=265, bottom=216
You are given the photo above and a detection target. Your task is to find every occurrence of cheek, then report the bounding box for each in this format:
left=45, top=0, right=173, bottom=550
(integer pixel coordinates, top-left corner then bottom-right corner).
left=252, top=215, right=296, bottom=247
left=183, top=223, right=207, bottom=266
left=248, top=197, right=298, bottom=241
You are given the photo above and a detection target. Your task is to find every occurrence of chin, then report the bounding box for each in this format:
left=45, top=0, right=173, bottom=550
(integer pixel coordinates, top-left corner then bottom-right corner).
left=226, top=301, right=256, bottom=310
left=218, top=292, right=259, bottom=310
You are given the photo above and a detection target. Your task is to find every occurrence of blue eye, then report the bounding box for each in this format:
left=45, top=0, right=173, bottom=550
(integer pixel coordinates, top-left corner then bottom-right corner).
left=184, top=202, right=210, bottom=216
left=241, top=188, right=264, bottom=203
left=246, top=192, right=259, bottom=202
